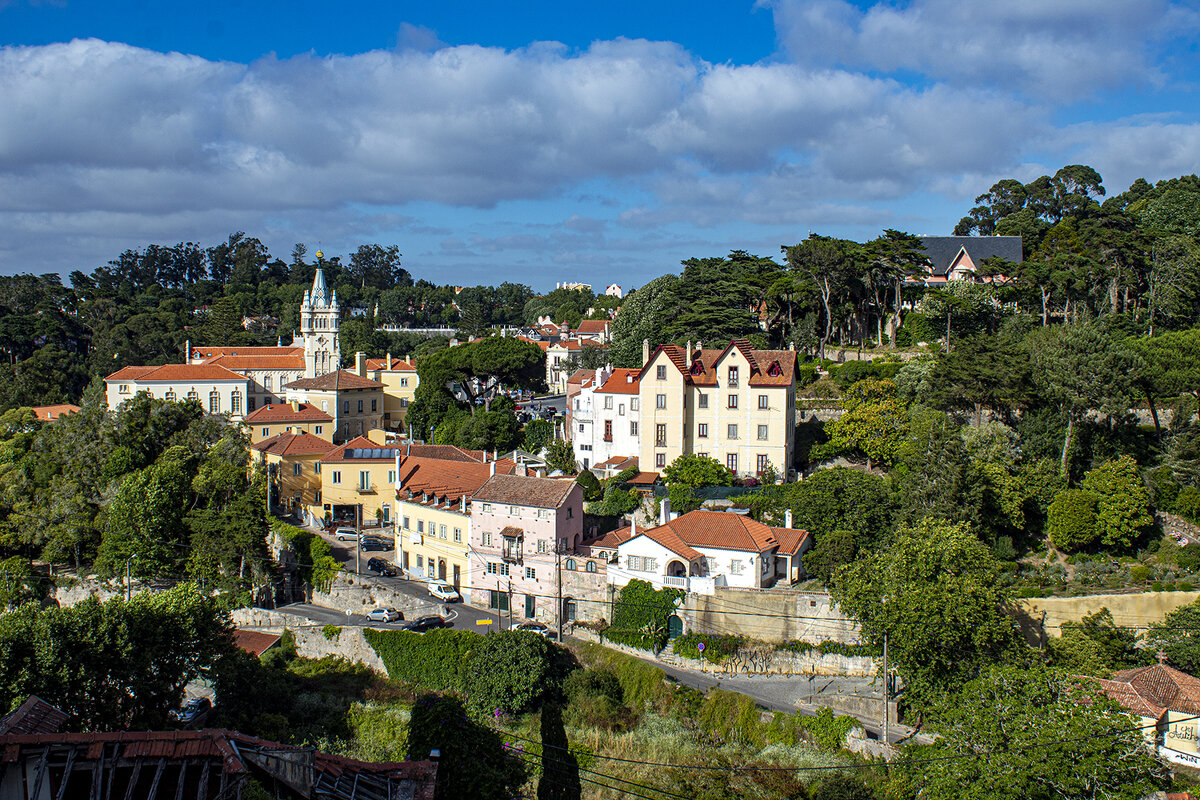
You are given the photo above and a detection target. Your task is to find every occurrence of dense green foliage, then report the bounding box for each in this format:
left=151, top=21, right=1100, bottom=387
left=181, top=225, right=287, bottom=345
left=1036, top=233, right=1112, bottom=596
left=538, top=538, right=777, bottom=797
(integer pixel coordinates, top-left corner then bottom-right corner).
left=407, top=693, right=528, bottom=800
left=603, top=579, right=685, bottom=652
left=0, top=584, right=233, bottom=728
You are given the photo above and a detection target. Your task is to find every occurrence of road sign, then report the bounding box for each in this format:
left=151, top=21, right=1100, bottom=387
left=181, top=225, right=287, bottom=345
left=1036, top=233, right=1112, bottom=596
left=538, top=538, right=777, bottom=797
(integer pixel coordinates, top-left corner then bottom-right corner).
left=697, top=642, right=705, bottom=652
left=476, top=619, right=494, bottom=626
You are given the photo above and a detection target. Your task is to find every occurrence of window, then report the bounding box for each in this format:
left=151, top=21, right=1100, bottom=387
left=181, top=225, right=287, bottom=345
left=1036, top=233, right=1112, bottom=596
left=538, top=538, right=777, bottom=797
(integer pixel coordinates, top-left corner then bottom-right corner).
left=758, top=394, right=769, bottom=410
left=482, top=531, right=492, bottom=546
left=371, top=399, right=377, bottom=412
left=645, top=557, right=658, bottom=572
left=655, top=453, right=666, bottom=469
left=698, top=393, right=708, bottom=409
left=525, top=567, right=536, bottom=580
left=697, top=452, right=709, bottom=459
left=731, top=559, right=744, bottom=575
left=315, top=463, right=321, bottom=474
left=567, top=506, right=573, bottom=519
left=618, top=403, right=625, bottom=416
left=264, top=376, right=272, bottom=392
left=565, top=558, right=576, bottom=570
left=757, top=454, right=770, bottom=474
left=440, top=524, right=447, bottom=539
left=538, top=508, right=551, bottom=519
left=209, top=390, right=220, bottom=414
left=630, top=398, right=639, bottom=411
left=357, top=400, right=364, bottom=413
left=417, top=555, right=424, bottom=570
left=727, top=366, right=739, bottom=387
left=453, top=527, right=462, bottom=542
left=656, top=365, right=667, bottom=380
left=727, top=423, right=738, bottom=440
left=604, top=420, right=613, bottom=441
left=293, top=463, right=301, bottom=476
left=261, top=427, right=269, bottom=438
left=726, top=453, right=738, bottom=473
left=728, top=394, right=738, bottom=409
left=498, top=562, right=510, bottom=576
left=382, top=505, right=390, bottom=523
left=400, top=378, right=409, bottom=387
left=537, top=539, right=549, bottom=554
left=427, top=561, right=435, bottom=578
left=359, top=471, right=371, bottom=491
left=388, top=470, right=396, bottom=483
left=403, top=516, right=410, bottom=529
left=627, top=555, right=641, bottom=571
left=164, top=390, right=176, bottom=401
left=343, top=401, right=349, bottom=414
left=119, top=384, right=130, bottom=394
left=231, top=391, right=242, bottom=414
left=248, top=397, right=255, bottom=411
left=322, top=401, right=328, bottom=411
left=698, top=423, right=708, bottom=438
left=481, top=503, right=492, bottom=513
left=314, top=489, right=321, bottom=503
left=604, top=396, right=613, bottom=410
left=656, top=393, right=666, bottom=409
left=758, top=424, right=769, bottom=441
left=630, top=421, right=638, bottom=436
left=585, top=560, right=597, bottom=573
left=705, top=557, right=718, bottom=573
left=509, top=505, right=521, bottom=515
left=655, top=424, right=667, bottom=447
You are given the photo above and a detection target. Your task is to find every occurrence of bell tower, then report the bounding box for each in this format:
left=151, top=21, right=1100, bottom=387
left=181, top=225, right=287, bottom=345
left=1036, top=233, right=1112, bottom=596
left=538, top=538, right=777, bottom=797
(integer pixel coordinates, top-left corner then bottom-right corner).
left=300, top=257, right=340, bottom=378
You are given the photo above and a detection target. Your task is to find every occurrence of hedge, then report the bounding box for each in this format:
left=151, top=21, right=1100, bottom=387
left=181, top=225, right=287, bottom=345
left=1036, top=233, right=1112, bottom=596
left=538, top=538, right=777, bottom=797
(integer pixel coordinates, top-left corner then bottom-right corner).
left=362, top=627, right=478, bottom=694
left=600, top=628, right=662, bottom=652
left=671, top=633, right=746, bottom=663
left=775, top=640, right=874, bottom=658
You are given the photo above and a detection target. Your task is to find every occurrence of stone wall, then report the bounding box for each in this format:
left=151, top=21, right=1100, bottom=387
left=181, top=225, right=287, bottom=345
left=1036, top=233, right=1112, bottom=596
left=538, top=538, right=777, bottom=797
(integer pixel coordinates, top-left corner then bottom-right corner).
left=1016, top=590, right=1200, bottom=641
left=684, top=587, right=861, bottom=645
left=314, top=572, right=443, bottom=618
left=291, top=626, right=388, bottom=673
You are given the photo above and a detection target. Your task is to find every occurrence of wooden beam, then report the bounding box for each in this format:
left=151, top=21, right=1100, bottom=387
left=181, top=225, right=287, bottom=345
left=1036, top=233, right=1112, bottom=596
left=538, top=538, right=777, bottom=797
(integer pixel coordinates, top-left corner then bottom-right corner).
left=146, top=758, right=166, bottom=800
left=104, top=745, right=119, bottom=800
left=54, top=745, right=78, bottom=800
left=196, top=761, right=210, bottom=800
left=123, top=759, right=143, bottom=800
left=29, top=745, right=51, bottom=800
left=173, top=760, right=187, bottom=800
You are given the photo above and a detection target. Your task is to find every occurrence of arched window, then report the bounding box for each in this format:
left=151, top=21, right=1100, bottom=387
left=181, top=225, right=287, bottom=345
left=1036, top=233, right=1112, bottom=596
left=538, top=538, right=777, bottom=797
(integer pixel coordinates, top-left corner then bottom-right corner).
left=208, top=390, right=220, bottom=414
left=565, top=558, right=576, bottom=571
left=230, top=390, right=242, bottom=414
left=585, top=561, right=597, bottom=573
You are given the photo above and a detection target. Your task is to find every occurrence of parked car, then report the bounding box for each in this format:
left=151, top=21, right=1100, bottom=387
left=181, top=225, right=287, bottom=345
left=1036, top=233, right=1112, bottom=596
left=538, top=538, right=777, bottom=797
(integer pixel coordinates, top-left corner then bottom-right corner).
left=366, top=607, right=402, bottom=623
left=400, top=615, right=447, bottom=633
left=335, top=528, right=360, bottom=542
left=360, top=537, right=391, bottom=551
left=429, top=582, right=461, bottom=602
left=172, top=697, right=211, bottom=724
left=514, top=621, right=554, bottom=639
left=367, top=558, right=396, bottom=577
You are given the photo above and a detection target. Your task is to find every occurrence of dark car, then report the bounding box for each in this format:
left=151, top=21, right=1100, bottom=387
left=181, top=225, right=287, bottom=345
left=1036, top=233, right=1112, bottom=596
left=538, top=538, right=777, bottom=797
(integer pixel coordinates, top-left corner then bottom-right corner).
left=400, top=615, right=447, bottom=633
left=172, top=697, right=211, bottom=725
left=366, top=557, right=396, bottom=577
left=360, top=538, right=391, bottom=552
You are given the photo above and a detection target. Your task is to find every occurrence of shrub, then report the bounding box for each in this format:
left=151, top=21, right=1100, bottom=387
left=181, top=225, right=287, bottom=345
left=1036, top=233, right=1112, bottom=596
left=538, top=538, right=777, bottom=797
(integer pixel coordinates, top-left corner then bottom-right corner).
left=1153, top=582, right=1165, bottom=592
left=362, top=628, right=478, bottom=693
left=1130, top=566, right=1151, bottom=582
left=1046, top=488, right=1099, bottom=552
left=799, top=707, right=859, bottom=752
left=606, top=579, right=684, bottom=652
left=600, top=628, right=660, bottom=652
left=563, top=669, right=633, bottom=731
left=322, top=625, right=342, bottom=641
left=696, top=689, right=764, bottom=746
left=575, top=643, right=674, bottom=710
left=1181, top=582, right=1195, bottom=592
left=672, top=633, right=746, bottom=663
left=796, top=363, right=819, bottom=389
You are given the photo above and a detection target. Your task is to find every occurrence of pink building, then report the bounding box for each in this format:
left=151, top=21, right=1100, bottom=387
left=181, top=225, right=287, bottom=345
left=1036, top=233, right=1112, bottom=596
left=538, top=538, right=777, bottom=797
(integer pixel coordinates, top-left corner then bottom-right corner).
left=469, top=474, right=605, bottom=624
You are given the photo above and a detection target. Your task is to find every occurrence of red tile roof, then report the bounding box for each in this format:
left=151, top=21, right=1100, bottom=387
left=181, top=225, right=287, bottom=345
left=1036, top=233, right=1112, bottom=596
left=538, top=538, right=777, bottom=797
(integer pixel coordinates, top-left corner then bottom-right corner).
left=772, top=527, right=812, bottom=556
left=598, top=368, right=640, bottom=394
left=31, top=404, right=80, bottom=421
left=320, top=435, right=401, bottom=463
left=594, top=455, right=638, bottom=471
left=575, top=320, right=610, bottom=334
left=233, top=628, right=281, bottom=656
left=639, top=341, right=798, bottom=388
left=106, top=364, right=247, bottom=382
left=397, top=455, right=509, bottom=498
left=567, top=369, right=596, bottom=386
left=243, top=402, right=333, bottom=423
left=193, top=345, right=303, bottom=360
left=638, top=510, right=783, bottom=554
left=627, top=471, right=659, bottom=486
left=366, top=357, right=416, bottom=371
left=591, top=525, right=633, bottom=549
left=251, top=432, right=337, bottom=457
left=403, top=444, right=489, bottom=463
left=471, top=474, right=579, bottom=509
left=205, top=354, right=306, bottom=371
left=286, top=370, right=384, bottom=391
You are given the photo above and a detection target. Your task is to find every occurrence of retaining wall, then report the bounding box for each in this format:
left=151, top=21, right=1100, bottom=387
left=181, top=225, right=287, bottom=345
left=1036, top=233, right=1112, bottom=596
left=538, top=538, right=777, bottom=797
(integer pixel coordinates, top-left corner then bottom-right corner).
left=1016, top=590, right=1200, bottom=639
left=314, top=572, right=443, bottom=619
left=684, top=587, right=861, bottom=645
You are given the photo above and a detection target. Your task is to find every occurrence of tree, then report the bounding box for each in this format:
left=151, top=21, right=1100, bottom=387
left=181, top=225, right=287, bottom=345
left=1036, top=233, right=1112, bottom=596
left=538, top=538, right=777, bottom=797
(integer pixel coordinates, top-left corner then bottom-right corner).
left=96, top=451, right=191, bottom=577
left=1146, top=599, right=1200, bottom=674
left=608, top=275, right=681, bottom=368
left=801, top=528, right=858, bottom=586
left=782, top=235, right=865, bottom=359
left=546, top=440, right=576, bottom=475
left=464, top=630, right=560, bottom=715
left=903, top=665, right=1166, bottom=800
left=820, top=378, right=906, bottom=468
left=661, top=454, right=733, bottom=488
left=1045, top=488, right=1099, bottom=552
left=1048, top=608, right=1150, bottom=676
left=0, top=583, right=233, bottom=728
left=1080, top=455, right=1153, bottom=550
left=831, top=518, right=1019, bottom=708
left=747, top=466, right=894, bottom=549
left=522, top=419, right=554, bottom=453
left=406, top=693, right=527, bottom=800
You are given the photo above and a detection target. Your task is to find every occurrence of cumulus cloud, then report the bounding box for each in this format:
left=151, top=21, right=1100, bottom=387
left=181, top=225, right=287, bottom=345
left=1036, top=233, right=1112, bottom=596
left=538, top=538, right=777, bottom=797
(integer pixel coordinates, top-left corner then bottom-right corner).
left=763, top=0, right=1199, bottom=100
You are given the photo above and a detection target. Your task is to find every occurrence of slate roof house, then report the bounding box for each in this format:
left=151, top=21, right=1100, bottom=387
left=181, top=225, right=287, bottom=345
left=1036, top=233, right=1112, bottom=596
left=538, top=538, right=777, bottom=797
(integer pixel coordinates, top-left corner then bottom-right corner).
left=918, top=236, right=1023, bottom=285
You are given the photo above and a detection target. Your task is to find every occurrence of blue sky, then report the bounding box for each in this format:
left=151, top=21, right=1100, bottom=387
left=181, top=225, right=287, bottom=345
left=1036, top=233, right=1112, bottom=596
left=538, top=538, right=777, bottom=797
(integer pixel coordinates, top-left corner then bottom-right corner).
left=2, top=0, right=1199, bottom=291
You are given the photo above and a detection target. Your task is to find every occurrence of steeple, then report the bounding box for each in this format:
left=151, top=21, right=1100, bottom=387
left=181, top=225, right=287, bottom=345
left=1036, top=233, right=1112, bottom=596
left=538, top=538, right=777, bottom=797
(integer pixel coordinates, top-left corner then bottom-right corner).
left=299, top=265, right=340, bottom=378
left=310, top=267, right=331, bottom=307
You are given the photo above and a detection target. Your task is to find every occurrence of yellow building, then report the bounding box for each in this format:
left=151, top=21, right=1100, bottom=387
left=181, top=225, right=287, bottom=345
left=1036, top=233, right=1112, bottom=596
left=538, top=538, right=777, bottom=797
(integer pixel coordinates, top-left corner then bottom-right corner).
left=312, top=435, right=401, bottom=531
left=249, top=432, right=336, bottom=524
left=242, top=401, right=334, bottom=444
left=284, top=354, right=386, bottom=444
left=639, top=339, right=797, bottom=478
left=395, top=455, right=513, bottom=590
left=366, top=355, right=419, bottom=431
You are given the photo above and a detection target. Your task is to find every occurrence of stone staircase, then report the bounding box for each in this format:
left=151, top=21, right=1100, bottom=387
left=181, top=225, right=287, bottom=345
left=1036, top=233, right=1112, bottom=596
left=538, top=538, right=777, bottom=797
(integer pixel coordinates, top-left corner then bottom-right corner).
left=656, top=637, right=690, bottom=668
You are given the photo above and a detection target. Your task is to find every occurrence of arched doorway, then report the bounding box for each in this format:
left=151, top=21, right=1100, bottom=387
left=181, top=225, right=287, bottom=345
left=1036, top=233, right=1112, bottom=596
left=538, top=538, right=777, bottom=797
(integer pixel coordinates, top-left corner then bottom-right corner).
left=438, top=559, right=447, bottom=581
left=563, top=597, right=577, bottom=623
left=667, top=560, right=687, bottom=578
left=667, top=614, right=684, bottom=640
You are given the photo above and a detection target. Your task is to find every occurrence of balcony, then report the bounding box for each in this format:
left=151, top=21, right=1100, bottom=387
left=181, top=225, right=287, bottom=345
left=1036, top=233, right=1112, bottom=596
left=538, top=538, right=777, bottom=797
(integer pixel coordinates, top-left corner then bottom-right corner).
left=655, top=439, right=667, bottom=448
left=502, top=537, right=522, bottom=564
left=602, top=435, right=613, bottom=443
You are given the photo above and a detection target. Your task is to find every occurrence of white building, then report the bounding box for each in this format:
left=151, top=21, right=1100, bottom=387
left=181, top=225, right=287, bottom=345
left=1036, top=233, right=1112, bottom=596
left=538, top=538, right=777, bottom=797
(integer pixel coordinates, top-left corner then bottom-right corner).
left=591, top=508, right=810, bottom=595
left=104, top=364, right=251, bottom=418
left=605, top=284, right=623, bottom=299
left=570, top=365, right=640, bottom=470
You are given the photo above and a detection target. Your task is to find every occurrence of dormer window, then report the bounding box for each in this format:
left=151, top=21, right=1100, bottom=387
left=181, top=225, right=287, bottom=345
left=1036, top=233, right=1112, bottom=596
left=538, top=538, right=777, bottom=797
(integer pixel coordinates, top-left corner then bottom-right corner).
left=727, top=366, right=739, bottom=387
left=690, top=361, right=704, bottom=375
left=767, top=361, right=782, bottom=377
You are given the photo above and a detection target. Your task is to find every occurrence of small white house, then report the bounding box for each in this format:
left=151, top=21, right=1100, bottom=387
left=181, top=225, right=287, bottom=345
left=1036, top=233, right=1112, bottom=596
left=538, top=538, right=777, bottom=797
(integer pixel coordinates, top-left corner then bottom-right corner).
left=593, top=508, right=810, bottom=595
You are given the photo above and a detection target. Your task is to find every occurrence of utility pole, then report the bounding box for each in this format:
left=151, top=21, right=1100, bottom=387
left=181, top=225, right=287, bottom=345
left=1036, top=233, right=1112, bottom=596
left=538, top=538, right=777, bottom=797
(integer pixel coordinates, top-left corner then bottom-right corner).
left=882, top=632, right=889, bottom=746
left=355, top=503, right=362, bottom=576
left=507, top=579, right=513, bottom=631
left=555, top=539, right=564, bottom=642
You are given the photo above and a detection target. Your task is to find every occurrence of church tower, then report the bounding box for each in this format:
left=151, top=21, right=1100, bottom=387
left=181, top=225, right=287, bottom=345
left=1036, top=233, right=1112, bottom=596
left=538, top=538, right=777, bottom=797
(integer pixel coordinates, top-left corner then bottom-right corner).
left=300, top=260, right=340, bottom=378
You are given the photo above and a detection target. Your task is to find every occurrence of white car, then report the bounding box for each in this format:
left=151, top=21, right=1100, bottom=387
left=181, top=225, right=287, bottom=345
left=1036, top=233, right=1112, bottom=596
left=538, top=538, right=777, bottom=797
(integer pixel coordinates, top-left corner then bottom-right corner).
left=515, top=621, right=554, bottom=639
left=335, top=528, right=360, bottom=542
left=429, top=582, right=461, bottom=602
left=366, top=607, right=402, bottom=623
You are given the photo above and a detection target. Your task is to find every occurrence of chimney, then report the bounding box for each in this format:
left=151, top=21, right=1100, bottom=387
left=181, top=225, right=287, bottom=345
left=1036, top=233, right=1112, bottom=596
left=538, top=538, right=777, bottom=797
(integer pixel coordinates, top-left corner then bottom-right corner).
left=785, top=509, right=793, bottom=529
left=686, top=341, right=692, bottom=368
left=659, top=497, right=671, bottom=525
left=490, top=461, right=496, bottom=477
left=631, top=517, right=637, bottom=536
left=407, top=353, right=414, bottom=366
left=462, top=494, right=467, bottom=513
left=642, top=339, right=650, bottom=365
left=385, top=351, right=392, bottom=370
left=789, top=341, right=795, bottom=351
left=355, top=351, right=367, bottom=377
left=395, top=454, right=403, bottom=491
left=291, top=400, right=299, bottom=412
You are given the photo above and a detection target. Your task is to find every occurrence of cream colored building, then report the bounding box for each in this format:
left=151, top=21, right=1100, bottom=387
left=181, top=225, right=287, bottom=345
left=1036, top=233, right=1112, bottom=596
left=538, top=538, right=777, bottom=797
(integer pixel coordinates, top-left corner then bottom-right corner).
left=311, top=435, right=401, bottom=530
left=284, top=353, right=385, bottom=444
left=366, top=355, right=419, bottom=430
left=105, top=364, right=251, bottom=418
left=394, top=455, right=513, bottom=590
left=249, top=431, right=336, bottom=523
left=243, top=401, right=334, bottom=444
left=638, top=339, right=797, bottom=478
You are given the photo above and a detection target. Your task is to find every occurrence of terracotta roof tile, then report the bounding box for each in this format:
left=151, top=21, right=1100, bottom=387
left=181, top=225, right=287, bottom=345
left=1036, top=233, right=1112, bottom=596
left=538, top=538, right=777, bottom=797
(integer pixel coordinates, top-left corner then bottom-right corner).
left=591, top=525, right=633, bottom=549
left=397, top=455, right=509, bottom=498
left=471, top=474, right=578, bottom=509
left=205, top=354, right=306, bottom=370
left=105, top=366, right=160, bottom=380
left=772, top=526, right=811, bottom=556
left=575, top=320, right=610, bottom=334
left=193, top=346, right=304, bottom=360
left=233, top=629, right=281, bottom=656
left=567, top=369, right=596, bottom=386
left=402, top=444, right=488, bottom=463
left=251, top=432, right=337, bottom=457
left=642, top=510, right=780, bottom=553
left=320, top=435, right=401, bottom=463
left=243, top=402, right=333, bottom=423
left=106, top=364, right=247, bottom=382
left=285, top=370, right=383, bottom=391
left=366, top=357, right=416, bottom=371
left=31, top=404, right=80, bottom=421
left=598, top=368, right=640, bottom=394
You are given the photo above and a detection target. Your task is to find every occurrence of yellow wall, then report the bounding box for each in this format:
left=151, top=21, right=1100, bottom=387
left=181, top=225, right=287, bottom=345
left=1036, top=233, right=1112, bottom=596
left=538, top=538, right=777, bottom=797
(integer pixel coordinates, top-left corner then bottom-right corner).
left=317, top=459, right=398, bottom=533
left=1016, top=591, right=1200, bottom=637
left=639, top=350, right=689, bottom=471
left=250, top=448, right=324, bottom=514
left=246, top=419, right=332, bottom=444
left=369, top=368, right=419, bottom=429
left=397, top=499, right=471, bottom=589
